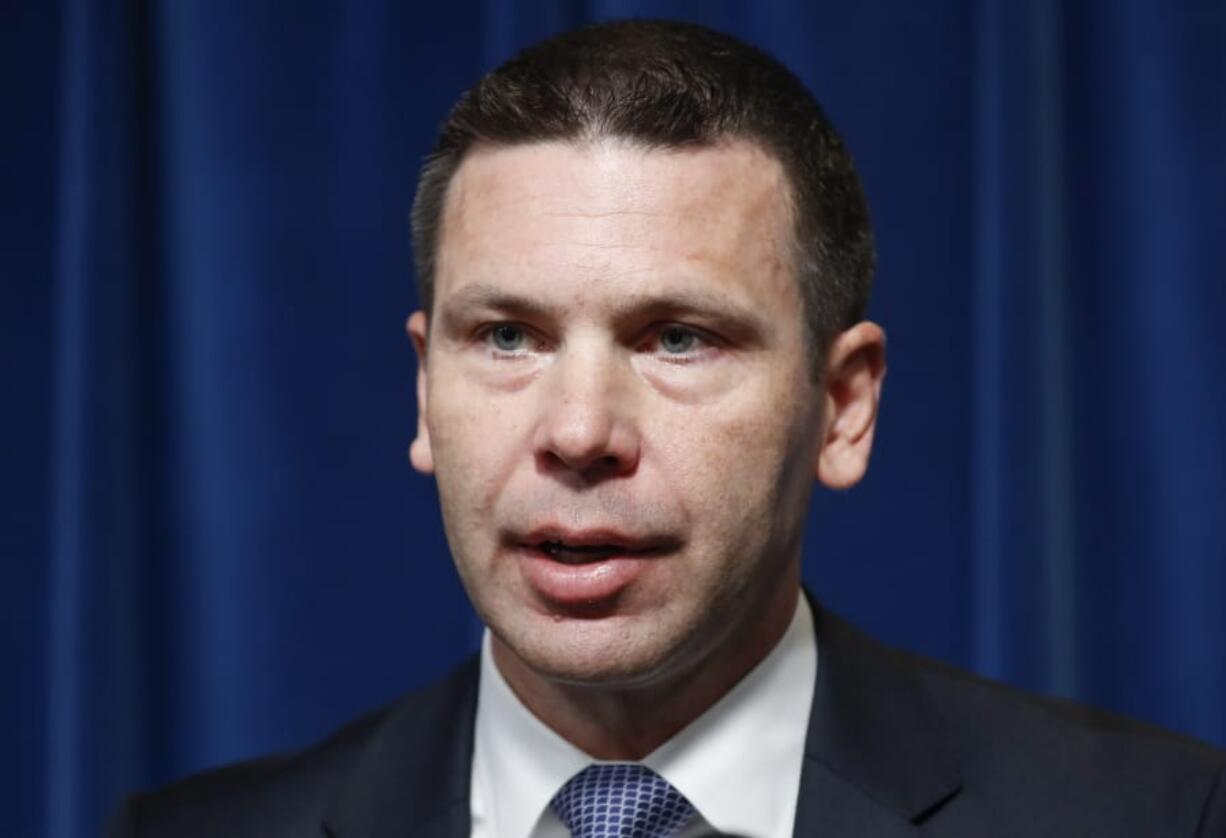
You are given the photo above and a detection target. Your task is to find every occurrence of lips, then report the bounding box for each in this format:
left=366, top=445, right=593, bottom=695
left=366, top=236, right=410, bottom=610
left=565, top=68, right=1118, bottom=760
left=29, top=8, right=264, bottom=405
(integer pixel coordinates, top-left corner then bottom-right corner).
left=517, top=526, right=675, bottom=559
left=536, top=540, right=650, bottom=564
left=510, top=527, right=679, bottom=607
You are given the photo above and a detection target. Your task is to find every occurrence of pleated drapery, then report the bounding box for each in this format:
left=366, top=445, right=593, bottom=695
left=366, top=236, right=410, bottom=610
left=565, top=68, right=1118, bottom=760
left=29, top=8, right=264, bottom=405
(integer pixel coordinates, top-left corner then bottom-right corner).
left=4, top=3, right=1224, bottom=837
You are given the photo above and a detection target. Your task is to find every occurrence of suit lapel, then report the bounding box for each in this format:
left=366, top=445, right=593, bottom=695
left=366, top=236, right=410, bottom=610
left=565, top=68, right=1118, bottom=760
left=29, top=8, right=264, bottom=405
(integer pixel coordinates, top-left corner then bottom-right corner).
left=321, top=599, right=962, bottom=838
left=793, top=599, right=962, bottom=836
left=792, top=761, right=943, bottom=838
left=323, top=656, right=479, bottom=838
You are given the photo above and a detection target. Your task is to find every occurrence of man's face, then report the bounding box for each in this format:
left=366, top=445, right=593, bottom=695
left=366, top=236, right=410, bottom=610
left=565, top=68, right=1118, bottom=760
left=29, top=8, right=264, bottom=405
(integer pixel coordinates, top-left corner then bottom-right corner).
left=411, top=139, right=827, bottom=690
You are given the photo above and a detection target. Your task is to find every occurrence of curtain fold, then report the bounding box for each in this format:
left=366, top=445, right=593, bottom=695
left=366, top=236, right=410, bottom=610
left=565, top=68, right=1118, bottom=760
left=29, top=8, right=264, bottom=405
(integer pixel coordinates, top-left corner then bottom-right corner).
left=5, top=2, right=1223, bottom=837
left=47, top=2, right=175, bottom=836
left=970, top=0, right=1081, bottom=694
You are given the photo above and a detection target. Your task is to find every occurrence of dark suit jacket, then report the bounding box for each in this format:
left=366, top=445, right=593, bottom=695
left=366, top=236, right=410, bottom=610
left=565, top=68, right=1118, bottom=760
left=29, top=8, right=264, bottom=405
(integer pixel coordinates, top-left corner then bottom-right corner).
left=108, top=605, right=1226, bottom=837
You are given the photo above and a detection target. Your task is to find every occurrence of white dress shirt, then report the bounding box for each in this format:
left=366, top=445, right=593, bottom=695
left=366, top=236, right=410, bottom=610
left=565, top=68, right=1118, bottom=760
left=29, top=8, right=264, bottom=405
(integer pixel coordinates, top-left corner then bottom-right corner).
left=470, top=594, right=817, bottom=838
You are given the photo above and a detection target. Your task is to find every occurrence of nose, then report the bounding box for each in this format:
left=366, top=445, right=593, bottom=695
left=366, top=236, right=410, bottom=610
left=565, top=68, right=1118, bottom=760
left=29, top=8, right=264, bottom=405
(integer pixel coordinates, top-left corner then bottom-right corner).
left=533, top=348, right=639, bottom=480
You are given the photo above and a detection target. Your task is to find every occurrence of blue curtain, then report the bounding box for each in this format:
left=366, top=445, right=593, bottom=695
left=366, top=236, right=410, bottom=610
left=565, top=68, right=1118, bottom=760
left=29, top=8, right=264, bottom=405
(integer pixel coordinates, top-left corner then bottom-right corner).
left=4, top=2, right=1224, bottom=836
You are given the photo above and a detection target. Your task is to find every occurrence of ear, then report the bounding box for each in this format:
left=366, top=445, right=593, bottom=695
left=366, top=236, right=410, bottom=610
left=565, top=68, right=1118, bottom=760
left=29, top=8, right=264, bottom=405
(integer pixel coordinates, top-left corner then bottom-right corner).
left=407, top=311, right=435, bottom=474
left=816, top=321, right=887, bottom=490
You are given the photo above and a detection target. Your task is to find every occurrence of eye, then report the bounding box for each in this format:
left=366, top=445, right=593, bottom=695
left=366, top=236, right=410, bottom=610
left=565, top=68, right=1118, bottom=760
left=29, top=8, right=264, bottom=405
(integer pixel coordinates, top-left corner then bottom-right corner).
left=657, top=324, right=700, bottom=355
left=488, top=324, right=526, bottom=352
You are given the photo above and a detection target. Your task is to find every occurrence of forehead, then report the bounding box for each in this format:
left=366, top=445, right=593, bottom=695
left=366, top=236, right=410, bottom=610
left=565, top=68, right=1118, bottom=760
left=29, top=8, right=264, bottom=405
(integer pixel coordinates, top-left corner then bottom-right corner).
left=434, top=139, right=801, bottom=315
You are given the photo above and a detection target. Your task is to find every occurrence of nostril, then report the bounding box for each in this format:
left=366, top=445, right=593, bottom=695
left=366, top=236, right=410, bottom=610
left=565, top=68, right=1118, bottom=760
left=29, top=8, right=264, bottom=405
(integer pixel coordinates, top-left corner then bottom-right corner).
left=580, top=453, right=635, bottom=481
left=540, top=449, right=632, bottom=480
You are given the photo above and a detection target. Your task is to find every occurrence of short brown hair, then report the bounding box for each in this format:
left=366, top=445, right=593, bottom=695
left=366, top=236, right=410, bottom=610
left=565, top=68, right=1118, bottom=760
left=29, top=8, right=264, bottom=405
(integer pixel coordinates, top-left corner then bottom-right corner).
left=411, top=19, right=875, bottom=367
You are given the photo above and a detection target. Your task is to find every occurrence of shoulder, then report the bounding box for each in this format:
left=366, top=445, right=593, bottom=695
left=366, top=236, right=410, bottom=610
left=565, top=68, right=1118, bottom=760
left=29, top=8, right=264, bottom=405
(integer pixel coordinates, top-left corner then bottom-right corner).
left=807, top=604, right=1225, bottom=836
left=107, top=656, right=479, bottom=838
left=904, top=647, right=1226, bottom=834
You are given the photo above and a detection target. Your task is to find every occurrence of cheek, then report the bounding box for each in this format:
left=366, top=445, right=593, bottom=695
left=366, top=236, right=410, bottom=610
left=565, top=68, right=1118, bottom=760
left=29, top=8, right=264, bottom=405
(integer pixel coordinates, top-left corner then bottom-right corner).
left=427, top=383, right=526, bottom=524
left=655, top=394, right=810, bottom=531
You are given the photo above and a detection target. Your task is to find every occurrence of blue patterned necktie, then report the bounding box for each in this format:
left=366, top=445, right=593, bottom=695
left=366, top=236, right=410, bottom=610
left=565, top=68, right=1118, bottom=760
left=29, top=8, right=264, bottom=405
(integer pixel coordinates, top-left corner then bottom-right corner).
left=550, top=763, right=697, bottom=837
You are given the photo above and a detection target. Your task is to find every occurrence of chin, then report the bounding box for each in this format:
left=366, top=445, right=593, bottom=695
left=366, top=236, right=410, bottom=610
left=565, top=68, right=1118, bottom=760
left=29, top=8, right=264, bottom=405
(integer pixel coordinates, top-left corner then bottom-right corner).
left=494, top=608, right=702, bottom=689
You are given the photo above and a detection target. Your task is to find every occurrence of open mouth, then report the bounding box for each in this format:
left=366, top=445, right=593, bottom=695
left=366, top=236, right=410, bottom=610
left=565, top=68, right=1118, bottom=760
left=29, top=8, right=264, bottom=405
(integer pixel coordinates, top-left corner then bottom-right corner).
left=511, top=529, right=680, bottom=605
left=536, top=541, right=634, bottom=564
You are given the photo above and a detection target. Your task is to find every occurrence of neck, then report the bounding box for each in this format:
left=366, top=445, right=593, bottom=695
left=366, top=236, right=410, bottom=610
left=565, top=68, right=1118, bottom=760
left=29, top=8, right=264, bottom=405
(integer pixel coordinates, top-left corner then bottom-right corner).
left=491, top=577, right=800, bottom=761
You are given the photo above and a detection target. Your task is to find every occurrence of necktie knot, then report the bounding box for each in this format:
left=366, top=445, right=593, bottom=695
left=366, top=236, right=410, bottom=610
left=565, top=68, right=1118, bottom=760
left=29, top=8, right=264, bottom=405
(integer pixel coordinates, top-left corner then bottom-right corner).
left=550, top=763, right=696, bottom=837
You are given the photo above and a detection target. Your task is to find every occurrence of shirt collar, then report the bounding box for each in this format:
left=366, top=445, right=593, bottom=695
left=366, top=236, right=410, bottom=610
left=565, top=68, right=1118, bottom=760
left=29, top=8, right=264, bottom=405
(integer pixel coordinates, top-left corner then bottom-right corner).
left=472, top=628, right=590, bottom=838
left=472, top=594, right=818, bottom=838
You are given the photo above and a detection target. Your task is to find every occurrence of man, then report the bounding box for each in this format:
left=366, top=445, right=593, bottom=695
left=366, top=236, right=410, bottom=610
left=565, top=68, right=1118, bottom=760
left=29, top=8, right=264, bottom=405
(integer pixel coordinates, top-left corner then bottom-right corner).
left=110, top=19, right=1224, bottom=838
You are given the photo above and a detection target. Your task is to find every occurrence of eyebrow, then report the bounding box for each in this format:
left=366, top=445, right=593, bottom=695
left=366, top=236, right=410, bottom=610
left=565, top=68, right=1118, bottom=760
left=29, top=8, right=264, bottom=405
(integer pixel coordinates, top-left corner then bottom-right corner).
left=435, top=282, right=771, bottom=344
left=437, top=283, right=554, bottom=324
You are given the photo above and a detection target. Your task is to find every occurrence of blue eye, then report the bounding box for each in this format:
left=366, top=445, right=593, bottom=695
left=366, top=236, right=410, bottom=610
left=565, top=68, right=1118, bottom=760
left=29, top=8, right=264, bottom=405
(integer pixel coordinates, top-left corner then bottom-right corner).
left=490, top=324, right=525, bottom=351
left=659, top=325, right=698, bottom=354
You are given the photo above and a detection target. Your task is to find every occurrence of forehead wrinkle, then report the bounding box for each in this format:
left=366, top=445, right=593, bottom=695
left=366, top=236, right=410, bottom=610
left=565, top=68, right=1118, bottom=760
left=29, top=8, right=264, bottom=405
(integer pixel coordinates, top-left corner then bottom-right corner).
left=438, top=139, right=801, bottom=321
left=451, top=140, right=788, bottom=227
left=452, top=138, right=789, bottom=220
left=541, top=209, right=660, bottom=219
